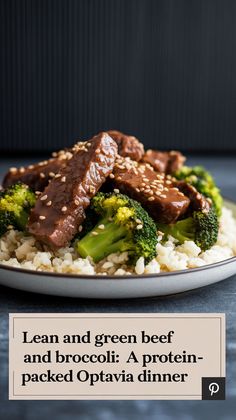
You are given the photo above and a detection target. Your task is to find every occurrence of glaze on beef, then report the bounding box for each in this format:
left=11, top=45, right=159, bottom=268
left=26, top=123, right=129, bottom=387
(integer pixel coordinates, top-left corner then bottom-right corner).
left=142, top=149, right=186, bottom=174
left=174, top=181, right=211, bottom=213
left=111, top=156, right=190, bottom=224
left=167, top=151, right=186, bottom=173
left=28, top=133, right=118, bottom=248
left=2, top=150, right=73, bottom=192
left=3, top=130, right=144, bottom=190
left=108, top=130, right=144, bottom=162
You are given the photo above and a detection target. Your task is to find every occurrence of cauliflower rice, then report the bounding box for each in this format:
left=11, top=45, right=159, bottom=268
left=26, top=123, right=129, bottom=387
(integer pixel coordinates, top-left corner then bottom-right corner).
left=0, top=207, right=236, bottom=276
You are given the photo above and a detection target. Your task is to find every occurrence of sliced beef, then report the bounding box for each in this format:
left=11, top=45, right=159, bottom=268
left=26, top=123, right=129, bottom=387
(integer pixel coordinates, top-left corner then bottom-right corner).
left=174, top=181, right=211, bottom=213
left=3, top=129, right=144, bottom=190
left=142, top=150, right=169, bottom=173
left=111, top=156, right=190, bottom=224
left=142, top=149, right=186, bottom=174
left=107, top=130, right=144, bottom=162
left=167, top=151, right=186, bottom=173
left=28, top=133, right=118, bottom=248
left=2, top=149, right=73, bottom=192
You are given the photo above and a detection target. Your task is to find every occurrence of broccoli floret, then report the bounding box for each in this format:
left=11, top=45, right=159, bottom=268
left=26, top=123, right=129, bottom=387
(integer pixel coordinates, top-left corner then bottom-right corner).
left=174, top=165, right=223, bottom=217
left=0, top=182, right=36, bottom=236
left=75, top=192, right=158, bottom=264
left=156, top=207, right=219, bottom=251
left=74, top=206, right=98, bottom=241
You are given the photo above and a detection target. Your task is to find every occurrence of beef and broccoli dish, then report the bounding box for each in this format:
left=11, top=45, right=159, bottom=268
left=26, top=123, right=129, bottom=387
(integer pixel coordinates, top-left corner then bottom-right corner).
left=0, top=130, right=235, bottom=276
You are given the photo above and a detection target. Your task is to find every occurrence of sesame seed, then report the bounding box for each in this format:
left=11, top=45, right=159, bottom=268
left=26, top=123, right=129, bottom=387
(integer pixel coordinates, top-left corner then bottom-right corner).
left=136, top=218, right=142, bottom=224
left=91, top=231, right=98, bottom=236
left=9, top=167, right=17, bottom=173
left=136, top=224, right=143, bottom=230
left=19, top=167, right=25, bottom=173
left=35, top=191, right=41, bottom=195
left=40, top=172, right=45, bottom=178
left=61, top=176, right=66, bottom=182
left=95, top=149, right=101, bottom=154
left=89, top=185, right=96, bottom=193
left=109, top=173, right=115, bottom=179
left=160, top=194, right=167, bottom=198
left=135, top=188, right=140, bottom=192
left=61, top=206, right=67, bottom=212
left=98, top=224, right=105, bottom=230
left=74, top=199, right=79, bottom=206
left=114, top=189, right=119, bottom=194
left=46, top=201, right=52, bottom=206
left=52, top=152, right=58, bottom=157
left=148, top=197, right=155, bottom=201
left=55, top=173, right=61, bottom=178
left=48, top=172, right=55, bottom=178
left=40, top=194, right=48, bottom=201
left=78, top=225, right=83, bottom=232
left=28, top=165, right=34, bottom=169
left=66, top=152, right=73, bottom=160
left=39, top=215, right=46, bottom=220
left=117, top=176, right=122, bottom=180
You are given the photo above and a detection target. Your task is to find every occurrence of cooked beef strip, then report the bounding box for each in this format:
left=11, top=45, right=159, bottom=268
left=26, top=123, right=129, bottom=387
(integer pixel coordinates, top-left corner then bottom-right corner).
left=167, top=151, right=186, bottom=173
left=3, top=129, right=144, bottom=190
left=174, top=181, right=211, bottom=214
left=28, top=133, right=118, bottom=248
left=107, top=130, right=144, bottom=162
left=142, top=149, right=186, bottom=174
left=2, top=149, right=73, bottom=192
left=142, top=150, right=169, bottom=173
left=110, top=156, right=190, bottom=224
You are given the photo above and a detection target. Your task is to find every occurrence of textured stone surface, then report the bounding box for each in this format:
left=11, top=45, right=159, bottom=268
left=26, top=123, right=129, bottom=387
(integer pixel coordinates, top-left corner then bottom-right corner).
left=0, top=156, right=235, bottom=419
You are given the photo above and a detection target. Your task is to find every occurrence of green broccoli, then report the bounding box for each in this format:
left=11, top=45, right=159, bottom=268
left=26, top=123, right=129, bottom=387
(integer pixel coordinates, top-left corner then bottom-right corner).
left=75, top=192, right=158, bottom=263
left=156, top=206, right=219, bottom=251
left=0, top=182, right=36, bottom=236
left=174, top=165, right=223, bottom=217
left=74, top=206, right=98, bottom=241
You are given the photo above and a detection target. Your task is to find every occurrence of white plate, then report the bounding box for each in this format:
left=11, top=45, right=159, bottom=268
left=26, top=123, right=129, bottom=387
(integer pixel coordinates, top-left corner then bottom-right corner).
left=0, top=199, right=236, bottom=299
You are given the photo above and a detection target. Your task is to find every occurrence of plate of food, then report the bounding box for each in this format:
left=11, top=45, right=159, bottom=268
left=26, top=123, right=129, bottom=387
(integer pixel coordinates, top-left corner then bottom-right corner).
left=0, top=130, right=235, bottom=298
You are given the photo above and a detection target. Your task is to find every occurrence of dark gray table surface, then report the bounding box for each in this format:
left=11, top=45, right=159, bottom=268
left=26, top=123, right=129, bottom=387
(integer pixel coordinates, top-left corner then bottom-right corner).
left=0, top=156, right=235, bottom=419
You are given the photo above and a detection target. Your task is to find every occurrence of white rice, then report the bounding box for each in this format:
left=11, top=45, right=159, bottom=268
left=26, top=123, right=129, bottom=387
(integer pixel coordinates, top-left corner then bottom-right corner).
left=0, top=206, right=236, bottom=275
